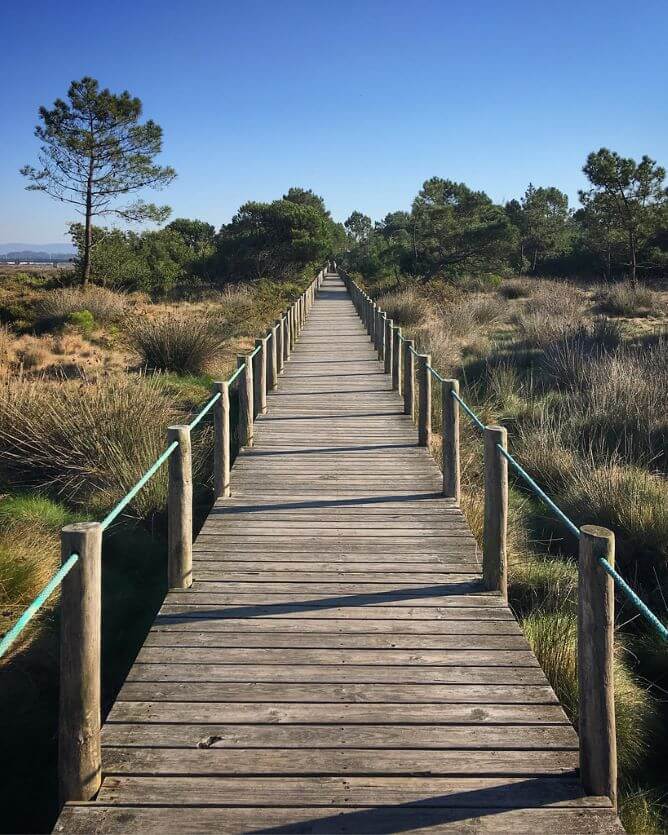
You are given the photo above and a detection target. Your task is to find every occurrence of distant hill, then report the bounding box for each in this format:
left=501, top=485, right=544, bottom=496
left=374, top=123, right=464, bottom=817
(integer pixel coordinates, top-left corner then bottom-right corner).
left=0, top=242, right=75, bottom=257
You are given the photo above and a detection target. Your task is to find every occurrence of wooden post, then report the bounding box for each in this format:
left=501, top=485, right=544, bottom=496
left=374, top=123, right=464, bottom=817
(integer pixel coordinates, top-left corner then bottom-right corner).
left=237, top=354, right=253, bottom=447
left=167, top=425, right=192, bottom=589
left=253, top=337, right=268, bottom=416
left=416, top=353, right=431, bottom=446
left=483, top=425, right=508, bottom=600
left=441, top=378, right=460, bottom=502
left=282, top=315, right=289, bottom=363
left=58, top=522, right=102, bottom=803
left=392, top=326, right=402, bottom=393
left=578, top=525, right=617, bottom=808
left=403, top=338, right=415, bottom=418
left=370, top=302, right=377, bottom=343
left=268, top=327, right=278, bottom=389
left=275, top=320, right=284, bottom=374
left=378, top=312, right=387, bottom=361
left=375, top=308, right=383, bottom=353
left=384, top=318, right=393, bottom=375
left=213, top=381, right=230, bottom=498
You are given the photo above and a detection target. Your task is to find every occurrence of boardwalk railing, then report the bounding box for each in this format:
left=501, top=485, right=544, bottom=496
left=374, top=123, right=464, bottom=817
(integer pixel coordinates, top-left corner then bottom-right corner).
left=0, top=267, right=326, bottom=804
left=343, top=271, right=667, bottom=811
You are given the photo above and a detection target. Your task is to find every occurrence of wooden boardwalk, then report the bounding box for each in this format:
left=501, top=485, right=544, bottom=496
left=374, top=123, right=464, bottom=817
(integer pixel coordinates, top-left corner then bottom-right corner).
left=56, top=275, right=623, bottom=833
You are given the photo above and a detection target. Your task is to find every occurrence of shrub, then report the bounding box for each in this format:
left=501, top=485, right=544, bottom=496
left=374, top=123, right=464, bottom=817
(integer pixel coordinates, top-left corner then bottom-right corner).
left=67, top=309, right=95, bottom=335
left=128, top=315, right=225, bottom=375
left=0, top=374, right=177, bottom=517
left=541, top=319, right=623, bottom=388
left=509, top=555, right=577, bottom=617
left=595, top=283, right=664, bottom=318
left=16, top=346, right=48, bottom=371
left=0, top=324, right=14, bottom=371
left=498, top=278, right=534, bottom=299
left=35, top=286, right=128, bottom=329
left=376, top=288, right=429, bottom=326
left=524, top=280, right=584, bottom=318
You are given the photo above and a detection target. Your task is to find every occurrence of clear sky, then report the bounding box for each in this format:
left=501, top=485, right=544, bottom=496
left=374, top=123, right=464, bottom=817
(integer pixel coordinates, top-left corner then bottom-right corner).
left=1, top=0, right=667, bottom=244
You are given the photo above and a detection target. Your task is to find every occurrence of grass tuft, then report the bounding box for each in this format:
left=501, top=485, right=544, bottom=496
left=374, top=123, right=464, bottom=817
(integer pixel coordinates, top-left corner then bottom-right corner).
left=128, top=314, right=225, bottom=375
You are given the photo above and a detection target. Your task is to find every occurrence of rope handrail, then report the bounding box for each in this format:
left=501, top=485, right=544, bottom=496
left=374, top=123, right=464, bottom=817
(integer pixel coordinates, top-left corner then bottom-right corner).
left=427, top=364, right=446, bottom=383
left=598, top=557, right=668, bottom=640
left=0, top=553, right=79, bottom=659
left=227, top=364, right=245, bottom=386
left=188, top=391, right=221, bottom=430
left=249, top=344, right=262, bottom=359
left=100, top=440, right=179, bottom=531
left=496, top=444, right=581, bottom=538
left=451, top=390, right=485, bottom=431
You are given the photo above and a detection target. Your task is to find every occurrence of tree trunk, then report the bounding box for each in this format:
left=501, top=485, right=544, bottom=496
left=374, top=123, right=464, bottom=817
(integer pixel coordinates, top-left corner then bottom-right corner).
left=629, top=233, right=637, bottom=288
left=82, top=159, right=94, bottom=286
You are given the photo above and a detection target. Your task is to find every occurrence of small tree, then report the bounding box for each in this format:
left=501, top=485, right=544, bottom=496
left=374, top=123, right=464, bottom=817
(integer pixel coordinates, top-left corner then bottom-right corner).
left=579, top=148, right=667, bottom=286
left=515, top=184, right=571, bottom=272
left=21, top=77, right=176, bottom=285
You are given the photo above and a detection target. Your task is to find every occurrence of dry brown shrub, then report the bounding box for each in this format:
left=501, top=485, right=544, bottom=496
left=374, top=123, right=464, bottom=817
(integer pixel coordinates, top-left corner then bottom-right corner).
left=127, top=314, right=225, bottom=374
left=36, top=285, right=129, bottom=326
left=594, top=283, right=665, bottom=318
left=376, top=288, right=430, bottom=326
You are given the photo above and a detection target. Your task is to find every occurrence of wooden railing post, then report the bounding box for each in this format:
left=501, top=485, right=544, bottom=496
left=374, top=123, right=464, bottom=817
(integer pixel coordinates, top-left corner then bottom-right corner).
left=282, top=314, right=289, bottom=363
left=237, top=354, right=253, bottom=448
left=378, top=312, right=387, bottom=361
left=403, top=338, right=415, bottom=418
left=253, top=337, right=268, bottom=416
left=416, top=353, right=431, bottom=446
left=268, top=327, right=278, bottom=390
left=392, top=325, right=402, bottom=393
left=441, top=378, right=460, bottom=502
left=376, top=308, right=384, bottom=354
left=483, top=425, right=508, bottom=600
left=213, top=380, right=230, bottom=498
left=167, top=425, right=193, bottom=589
left=58, top=522, right=102, bottom=804
left=384, top=318, right=394, bottom=375
left=578, top=525, right=617, bottom=809
left=370, top=302, right=377, bottom=343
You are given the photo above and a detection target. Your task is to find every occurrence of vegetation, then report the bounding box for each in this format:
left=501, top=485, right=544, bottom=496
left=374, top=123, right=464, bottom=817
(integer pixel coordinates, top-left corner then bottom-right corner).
left=21, top=77, right=176, bottom=284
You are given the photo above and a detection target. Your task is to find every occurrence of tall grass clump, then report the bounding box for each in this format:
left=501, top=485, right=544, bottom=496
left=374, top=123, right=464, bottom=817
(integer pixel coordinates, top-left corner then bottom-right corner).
left=0, top=374, right=176, bottom=517
left=36, top=286, right=128, bottom=328
left=128, top=314, right=225, bottom=375
left=498, top=278, right=534, bottom=299
left=376, top=288, right=430, bottom=326
left=594, top=283, right=665, bottom=318
left=521, top=611, right=656, bottom=780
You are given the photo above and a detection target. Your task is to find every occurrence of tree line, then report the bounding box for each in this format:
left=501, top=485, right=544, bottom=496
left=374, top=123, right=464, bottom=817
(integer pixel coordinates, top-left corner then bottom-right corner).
left=344, top=151, right=668, bottom=287
left=21, top=77, right=667, bottom=290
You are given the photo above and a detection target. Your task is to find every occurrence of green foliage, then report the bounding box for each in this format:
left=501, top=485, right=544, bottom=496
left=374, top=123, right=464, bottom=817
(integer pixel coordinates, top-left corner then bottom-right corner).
left=580, top=148, right=668, bottom=284
left=67, top=309, right=94, bottom=335
left=506, top=183, right=572, bottom=272
left=214, top=192, right=338, bottom=281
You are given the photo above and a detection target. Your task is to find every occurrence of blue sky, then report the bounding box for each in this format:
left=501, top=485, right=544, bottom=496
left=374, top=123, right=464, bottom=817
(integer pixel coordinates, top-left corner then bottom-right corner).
left=1, top=0, right=667, bottom=244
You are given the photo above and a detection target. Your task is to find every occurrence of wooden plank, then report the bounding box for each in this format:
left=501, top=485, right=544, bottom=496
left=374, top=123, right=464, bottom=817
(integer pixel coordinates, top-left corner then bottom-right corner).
left=101, top=723, right=579, bottom=749
left=151, top=617, right=522, bottom=634
left=96, top=775, right=605, bottom=807
left=116, top=682, right=560, bottom=704
left=107, top=702, right=569, bottom=725
left=53, top=805, right=625, bottom=833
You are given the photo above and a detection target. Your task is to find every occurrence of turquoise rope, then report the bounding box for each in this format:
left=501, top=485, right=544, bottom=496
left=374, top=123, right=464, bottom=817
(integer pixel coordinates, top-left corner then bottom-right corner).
left=100, top=440, right=179, bottom=530
left=427, top=364, right=446, bottom=383
left=188, top=391, right=221, bottom=430
left=598, top=557, right=668, bottom=641
left=451, top=390, right=485, bottom=432
left=249, top=344, right=262, bottom=359
left=497, top=444, right=581, bottom=538
left=227, top=364, right=245, bottom=385
left=0, top=554, right=79, bottom=659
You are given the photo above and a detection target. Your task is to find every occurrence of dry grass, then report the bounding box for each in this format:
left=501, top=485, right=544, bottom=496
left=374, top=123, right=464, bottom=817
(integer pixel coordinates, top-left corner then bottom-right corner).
left=128, top=314, right=225, bottom=375
left=498, top=278, right=535, bottom=299
left=595, top=283, right=665, bottom=318
left=376, top=288, right=431, bottom=326
left=35, top=285, right=128, bottom=327
left=0, top=374, right=177, bottom=517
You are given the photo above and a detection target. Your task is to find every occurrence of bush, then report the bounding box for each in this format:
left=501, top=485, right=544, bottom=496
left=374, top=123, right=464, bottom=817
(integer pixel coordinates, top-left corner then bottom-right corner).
left=35, top=286, right=128, bottom=329
left=509, top=555, right=577, bottom=617
left=498, top=278, right=534, bottom=299
left=0, top=374, right=177, bottom=517
left=376, top=288, right=429, bottom=326
left=0, top=324, right=14, bottom=372
left=67, top=309, right=95, bottom=335
left=595, top=283, right=664, bottom=318
left=541, top=319, right=623, bottom=388
left=128, top=315, right=225, bottom=375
